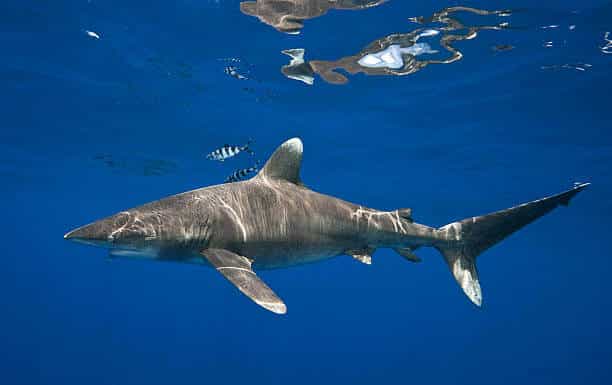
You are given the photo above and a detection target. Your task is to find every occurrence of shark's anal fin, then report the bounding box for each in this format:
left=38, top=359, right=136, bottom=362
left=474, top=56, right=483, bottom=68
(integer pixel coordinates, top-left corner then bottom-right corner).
left=200, top=249, right=287, bottom=314
left=347, top=248, right=375, bottom=265
left=394, top=247, right=422, bottom=263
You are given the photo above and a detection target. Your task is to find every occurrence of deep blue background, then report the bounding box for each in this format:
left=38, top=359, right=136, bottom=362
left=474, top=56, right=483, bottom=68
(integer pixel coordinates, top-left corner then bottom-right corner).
left=1, top=1, right=611, bottom=384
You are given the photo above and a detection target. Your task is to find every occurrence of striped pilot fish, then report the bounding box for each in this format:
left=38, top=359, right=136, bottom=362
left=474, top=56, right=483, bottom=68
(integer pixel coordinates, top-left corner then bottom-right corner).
left=206, top=140, right=254, bottom=161
left=224, top=161, right=261, bottom=183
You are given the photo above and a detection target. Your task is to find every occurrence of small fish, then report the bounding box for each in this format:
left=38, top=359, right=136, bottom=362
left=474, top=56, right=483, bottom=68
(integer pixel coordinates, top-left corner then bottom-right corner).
left=492, top=44, right=514, bottom=52
left=224, top=65, right=248, bottom=80
left=601, top=32, right=612, bottom=54
left=219, top=57, right=241, bottom=64
left=85, top=30, right=100, bottom=39
left=541, top=63, right=592, bottom=72
left=225, top=161, right=261, bottom=183
left=541, top=25, right=559, bottom=29
left=206, top=140, right=254, bottom=162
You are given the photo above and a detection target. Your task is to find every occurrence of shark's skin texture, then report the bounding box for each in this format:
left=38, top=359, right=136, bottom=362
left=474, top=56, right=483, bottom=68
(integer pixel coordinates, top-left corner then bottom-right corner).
left=282, top=6, right=511, bottom=85
left=65, top=138, right=589, bottom=314
left=240, top=0, right=387, bottom=34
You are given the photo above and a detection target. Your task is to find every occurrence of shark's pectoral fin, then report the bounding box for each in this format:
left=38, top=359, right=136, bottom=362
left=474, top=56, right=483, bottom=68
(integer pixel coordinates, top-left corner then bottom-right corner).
left=347, top=248, right=375, bottom=265
left=199, top=249, right=287, bottom=314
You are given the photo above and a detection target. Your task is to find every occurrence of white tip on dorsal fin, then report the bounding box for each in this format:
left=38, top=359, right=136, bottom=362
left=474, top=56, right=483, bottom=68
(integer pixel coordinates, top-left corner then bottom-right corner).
left=257, top=138, right=303, bottom=185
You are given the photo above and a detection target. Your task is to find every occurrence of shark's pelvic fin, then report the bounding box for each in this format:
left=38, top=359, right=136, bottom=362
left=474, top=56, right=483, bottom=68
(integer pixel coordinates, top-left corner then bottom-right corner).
left=256, top=138, right=303, bottom=185
left=347, top=248, right=375, bottom=265
left=200, top=249, right=287, bottom=314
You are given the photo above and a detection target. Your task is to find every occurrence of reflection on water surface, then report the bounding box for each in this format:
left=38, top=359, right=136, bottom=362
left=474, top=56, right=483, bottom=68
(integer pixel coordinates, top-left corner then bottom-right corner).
left=280, top=6, right=512, bottom=85
left=240, top=0, right=387, bottom=34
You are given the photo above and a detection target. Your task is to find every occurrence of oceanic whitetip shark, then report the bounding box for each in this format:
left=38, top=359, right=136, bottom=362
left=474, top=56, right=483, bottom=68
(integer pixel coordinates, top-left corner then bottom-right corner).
left=65, top=138, right=589, bottom=314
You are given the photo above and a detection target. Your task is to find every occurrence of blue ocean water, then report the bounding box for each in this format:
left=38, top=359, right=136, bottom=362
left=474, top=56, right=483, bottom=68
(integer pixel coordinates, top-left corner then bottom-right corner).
left=1, top=0, right=611, bottom=384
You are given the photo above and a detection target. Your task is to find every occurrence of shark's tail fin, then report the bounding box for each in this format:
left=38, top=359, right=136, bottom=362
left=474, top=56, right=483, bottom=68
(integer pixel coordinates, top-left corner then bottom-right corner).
left=434, top=183, right=589, bottom=306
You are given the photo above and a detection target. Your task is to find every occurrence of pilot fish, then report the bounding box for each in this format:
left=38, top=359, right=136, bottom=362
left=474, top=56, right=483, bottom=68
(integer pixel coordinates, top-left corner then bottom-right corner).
left=225, top=161, right=260, bottom=183
left=206, top=140, right=254, bottom=162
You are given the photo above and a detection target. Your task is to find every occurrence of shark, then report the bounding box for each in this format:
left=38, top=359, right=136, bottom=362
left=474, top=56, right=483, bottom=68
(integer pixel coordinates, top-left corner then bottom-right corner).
left=64, top=138, right=589, bottom=314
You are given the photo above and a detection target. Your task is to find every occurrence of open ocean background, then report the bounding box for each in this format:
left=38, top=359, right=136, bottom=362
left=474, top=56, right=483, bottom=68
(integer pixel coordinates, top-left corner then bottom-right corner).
left=1, top=1, right=611, bottom=384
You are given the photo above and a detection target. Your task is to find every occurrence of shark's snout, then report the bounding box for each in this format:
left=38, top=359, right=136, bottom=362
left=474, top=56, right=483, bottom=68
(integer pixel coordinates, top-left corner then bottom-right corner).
left=64, top=213, right=130, bottom=247
left=64, top=224, right=104, bottom=241
left=63, top=220, right=113, bottom=248
left=64, top=211, right=156, bottom=249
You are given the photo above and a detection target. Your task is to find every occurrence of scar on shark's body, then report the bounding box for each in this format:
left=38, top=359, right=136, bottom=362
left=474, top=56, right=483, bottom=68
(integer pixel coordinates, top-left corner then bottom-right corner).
left=65, top=138, right=589, bottom=314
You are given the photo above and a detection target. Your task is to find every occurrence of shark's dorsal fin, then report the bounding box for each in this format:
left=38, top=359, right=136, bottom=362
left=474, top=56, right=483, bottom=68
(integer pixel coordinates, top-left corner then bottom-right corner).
left=256, top=138, right=303, bottom=185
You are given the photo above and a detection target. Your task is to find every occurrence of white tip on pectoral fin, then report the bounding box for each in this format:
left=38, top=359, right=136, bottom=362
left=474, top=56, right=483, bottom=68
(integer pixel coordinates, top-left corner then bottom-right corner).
left=255, top=300, right=287, bottom=315
left=200, top=248, right=287, bottom=315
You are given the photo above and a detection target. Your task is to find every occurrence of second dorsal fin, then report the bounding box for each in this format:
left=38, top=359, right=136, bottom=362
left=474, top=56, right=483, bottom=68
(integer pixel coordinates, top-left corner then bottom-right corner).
left=256, top=138, right=303, bottom=185
left=397, top=208, right=413, bottom=222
